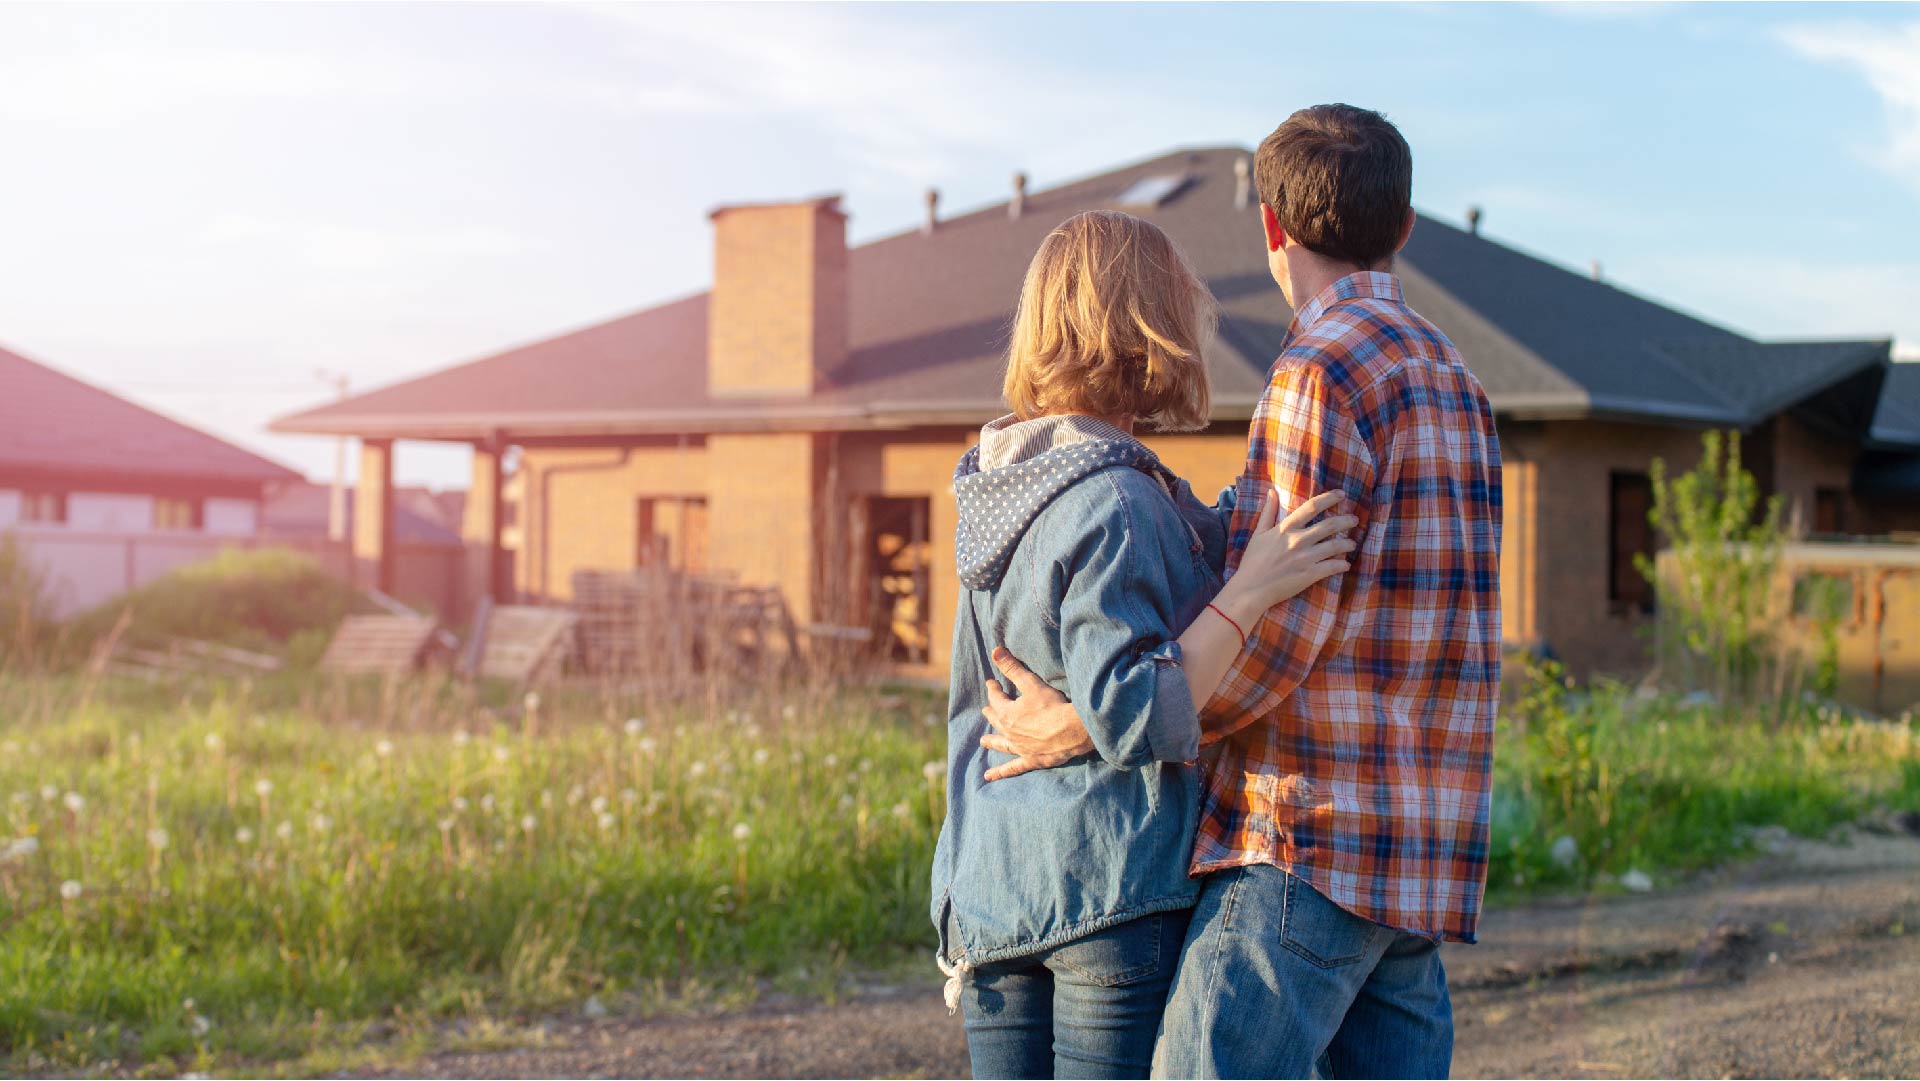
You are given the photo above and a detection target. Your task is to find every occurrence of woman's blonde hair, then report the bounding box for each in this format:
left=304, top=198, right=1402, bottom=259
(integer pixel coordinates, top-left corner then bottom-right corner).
left=1003, top=210, right=1216, bottom=432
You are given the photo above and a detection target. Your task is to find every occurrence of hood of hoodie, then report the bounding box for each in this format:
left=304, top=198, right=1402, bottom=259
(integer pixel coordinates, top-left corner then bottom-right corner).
left=953, top=429, right=1174, bottom=591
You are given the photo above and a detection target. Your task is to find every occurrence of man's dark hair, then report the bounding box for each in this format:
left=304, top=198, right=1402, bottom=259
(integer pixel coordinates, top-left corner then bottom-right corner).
left=1254, top=104, right=1412, bottom=267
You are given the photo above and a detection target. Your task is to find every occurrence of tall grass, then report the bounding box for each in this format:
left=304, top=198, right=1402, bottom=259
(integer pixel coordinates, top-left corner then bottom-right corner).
left=1, top=667, right=1915, bottom=1074
left=0, top=674, right=945, bottom=1072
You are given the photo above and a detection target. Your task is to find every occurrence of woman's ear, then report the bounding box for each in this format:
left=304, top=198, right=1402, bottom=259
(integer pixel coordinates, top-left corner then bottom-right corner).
left=1260, top=203, right=1286, bottom=254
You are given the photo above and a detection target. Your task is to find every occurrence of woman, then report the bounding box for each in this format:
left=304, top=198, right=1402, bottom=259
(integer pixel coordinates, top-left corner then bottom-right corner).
left=930, top=210, right=1356, bottom=1079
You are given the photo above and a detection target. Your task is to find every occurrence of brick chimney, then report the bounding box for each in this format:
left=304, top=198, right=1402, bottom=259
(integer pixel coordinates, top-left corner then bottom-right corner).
left=706, top=195, right=848, bottom=397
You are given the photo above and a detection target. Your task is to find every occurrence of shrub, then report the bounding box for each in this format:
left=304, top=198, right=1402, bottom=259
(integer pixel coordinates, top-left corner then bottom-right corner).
left=63, top=548, right=368, bottom=657
left=1636, top=430, right=1837, bottom=714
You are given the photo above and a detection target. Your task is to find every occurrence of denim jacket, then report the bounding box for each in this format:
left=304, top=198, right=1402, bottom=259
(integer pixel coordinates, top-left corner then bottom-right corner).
left=930, top=429, right=1227, bottom=969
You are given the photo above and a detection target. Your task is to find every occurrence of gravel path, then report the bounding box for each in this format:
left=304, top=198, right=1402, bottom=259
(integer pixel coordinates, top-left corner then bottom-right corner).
left=350, top=829, right=1920, bottom=1079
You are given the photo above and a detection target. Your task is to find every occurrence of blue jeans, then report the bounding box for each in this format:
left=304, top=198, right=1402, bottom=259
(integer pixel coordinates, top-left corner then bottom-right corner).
left=1151, top=865, right=1452, bottom=1079
left=960, top=908, right=1192, bottom=1079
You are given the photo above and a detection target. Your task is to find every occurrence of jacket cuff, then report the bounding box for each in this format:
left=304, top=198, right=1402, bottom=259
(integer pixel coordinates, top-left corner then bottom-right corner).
left=1138, top=639, right=1200, bottom=765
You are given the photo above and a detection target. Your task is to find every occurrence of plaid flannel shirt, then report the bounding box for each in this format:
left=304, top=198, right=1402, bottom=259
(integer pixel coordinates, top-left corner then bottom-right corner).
left=1194, top=271, right=1502, bottom=943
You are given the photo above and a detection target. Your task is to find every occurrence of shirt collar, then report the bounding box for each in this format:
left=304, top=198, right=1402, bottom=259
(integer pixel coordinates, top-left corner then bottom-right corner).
left=1290, top=270, right=1404, bottom=335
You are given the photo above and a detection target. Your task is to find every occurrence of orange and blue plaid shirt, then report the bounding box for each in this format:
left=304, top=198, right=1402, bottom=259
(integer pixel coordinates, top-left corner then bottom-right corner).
left=1195, top=271, right=1502, bottom=944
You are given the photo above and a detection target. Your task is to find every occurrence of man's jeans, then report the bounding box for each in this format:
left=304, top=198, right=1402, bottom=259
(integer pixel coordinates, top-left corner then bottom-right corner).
left=959, top=908, right=1192, bottom=1080
left=1151, top=865, right=1452, bottom=1079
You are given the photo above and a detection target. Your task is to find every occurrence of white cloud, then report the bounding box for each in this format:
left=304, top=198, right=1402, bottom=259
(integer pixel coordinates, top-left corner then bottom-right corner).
left=570, top=3, right=1262, bottom=184
left=198, top=215, right=526, bottom=275
left=1778, top=20, right=1920, bottom=196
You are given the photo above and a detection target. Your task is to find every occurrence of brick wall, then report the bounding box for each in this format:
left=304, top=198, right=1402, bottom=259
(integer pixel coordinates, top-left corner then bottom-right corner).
left=517, top=441, right=708, bottom=599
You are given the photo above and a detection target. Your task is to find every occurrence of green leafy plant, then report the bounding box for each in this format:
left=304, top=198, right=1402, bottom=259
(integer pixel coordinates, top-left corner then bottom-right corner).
left=1636, top=430, right=1817, bottom=714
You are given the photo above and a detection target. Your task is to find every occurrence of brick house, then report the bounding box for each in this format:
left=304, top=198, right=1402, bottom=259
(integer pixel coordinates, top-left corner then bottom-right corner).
left=272, top=147, right=1920, bottom=681
left=0, top=343, right=302, bottom=616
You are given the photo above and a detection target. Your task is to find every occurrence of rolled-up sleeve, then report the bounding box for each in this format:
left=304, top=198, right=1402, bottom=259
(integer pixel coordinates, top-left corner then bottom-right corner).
left=1055, top=478, right=1201, bottom=769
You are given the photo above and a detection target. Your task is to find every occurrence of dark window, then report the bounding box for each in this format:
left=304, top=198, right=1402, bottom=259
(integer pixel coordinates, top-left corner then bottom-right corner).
left=635, top=496, right=708, bottom=573
left=1813, top=488, right=1847, bottom=536
left=20, top=490, right=66, bottom=524
left=153, top=496, right=202, bottom=531
left=1609, top=472, right=1655, bottom=614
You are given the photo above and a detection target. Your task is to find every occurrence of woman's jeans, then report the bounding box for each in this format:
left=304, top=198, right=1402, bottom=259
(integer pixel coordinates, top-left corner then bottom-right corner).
left=959, top=908, right=1191, bottom=1080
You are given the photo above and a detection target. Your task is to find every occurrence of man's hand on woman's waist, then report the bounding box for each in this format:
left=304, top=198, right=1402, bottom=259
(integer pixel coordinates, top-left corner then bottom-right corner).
left=978, top=647, right=1094, bottom=781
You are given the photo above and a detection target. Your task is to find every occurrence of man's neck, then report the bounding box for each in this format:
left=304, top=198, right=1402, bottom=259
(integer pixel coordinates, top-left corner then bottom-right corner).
left=1285, top=252, right=1388, bottom=313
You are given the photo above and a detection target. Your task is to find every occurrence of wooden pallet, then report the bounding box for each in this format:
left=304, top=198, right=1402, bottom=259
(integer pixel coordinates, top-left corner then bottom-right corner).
left=319, top=614, right=439, bottom=675
left=465, top=602, right=577, bottom=684
left=107, top=636, right=286, bottom=680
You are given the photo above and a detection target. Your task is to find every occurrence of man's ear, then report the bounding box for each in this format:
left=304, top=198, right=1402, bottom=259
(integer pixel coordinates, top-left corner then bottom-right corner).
left=1395, top=207, right=1416, bottom=253
left=1260, top=203, right=1285, bottom=254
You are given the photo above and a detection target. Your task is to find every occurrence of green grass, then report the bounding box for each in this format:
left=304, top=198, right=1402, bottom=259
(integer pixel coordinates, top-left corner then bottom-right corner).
left=1489, top=667, right=1920, bottom=895
left=1, top=668, right=1916, bottom=1075
left=0, top=674, right=947, bottom=1074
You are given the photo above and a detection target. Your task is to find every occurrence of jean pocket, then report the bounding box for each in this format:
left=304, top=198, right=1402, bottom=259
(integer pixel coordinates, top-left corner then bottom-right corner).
left=1280, top=873, right=1384, bottom=969
left=1051, top=912, right=1168, bottom=987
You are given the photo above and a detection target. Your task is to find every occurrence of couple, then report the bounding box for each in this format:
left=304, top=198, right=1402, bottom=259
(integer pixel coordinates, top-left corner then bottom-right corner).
left=930, top=104, right=1503, bottom=1080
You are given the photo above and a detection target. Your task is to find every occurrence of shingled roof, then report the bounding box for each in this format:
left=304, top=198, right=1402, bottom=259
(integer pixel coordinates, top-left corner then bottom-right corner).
left=272, top=147, right=1906, bottom=445
left=0, top=343, right=300, bottom=489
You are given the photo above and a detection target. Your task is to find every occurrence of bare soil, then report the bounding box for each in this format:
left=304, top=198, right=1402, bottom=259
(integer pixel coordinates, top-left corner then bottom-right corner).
left=346, top=828, right=1920, bottom=1079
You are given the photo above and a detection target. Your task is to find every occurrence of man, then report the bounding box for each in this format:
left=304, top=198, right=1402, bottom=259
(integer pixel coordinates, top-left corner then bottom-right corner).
left=978, top=104, right=1502, bottom=1079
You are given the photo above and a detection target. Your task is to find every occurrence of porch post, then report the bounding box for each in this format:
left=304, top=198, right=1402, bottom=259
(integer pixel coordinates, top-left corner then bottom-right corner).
left=465, top=435, right=510, bottom=603
left=354, top=438, right=396, bottom=595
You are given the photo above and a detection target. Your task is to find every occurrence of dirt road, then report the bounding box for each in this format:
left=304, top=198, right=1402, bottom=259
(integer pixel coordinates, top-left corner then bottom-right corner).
left=356, top=829, right=1920, bottom=1079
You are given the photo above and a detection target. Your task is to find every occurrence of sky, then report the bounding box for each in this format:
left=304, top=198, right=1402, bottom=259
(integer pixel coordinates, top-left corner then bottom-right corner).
left=2, top=1, right=1918, bottom=490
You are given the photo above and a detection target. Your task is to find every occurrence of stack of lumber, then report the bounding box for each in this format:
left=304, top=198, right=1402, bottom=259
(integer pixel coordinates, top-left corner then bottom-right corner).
left=107, top=636, right=285, bottom=680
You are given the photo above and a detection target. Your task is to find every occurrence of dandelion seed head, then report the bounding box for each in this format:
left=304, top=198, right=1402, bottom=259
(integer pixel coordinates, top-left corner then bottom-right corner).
left=254, top=778, right=273, bottom=798
left=620, top=788, right=638, bottom=805
left=2, top=836, right=39, bottom=861
left=308, top=813, right=332, bottom=834
left=540, top=790, right=554, bottom=809
left=597, top=812, right=616, bottom=831
left=438, top=816, right=456, bottom=832
left=492, top=745, right=511, bottom=763
left=63, top=791, right=86, bottom=814
left=567, top=784, right=585, bottom=806
left=624, top=718, right=645, bottom=737
left=189, top=1014, right=211, bottom=1038
left=891, top=802, right=911, bottom=819
left=523, top=691, right=541, bottom=712
left=204, top=734, right=223, bottom=753
left=452, top=796, right=470, bottom=813
left=234, top=827, right=255, bottom=845
left=732, top=822, right=751, bottom=842
left=923, top=761, right=944, bottom=782
left=637, top=737, right=657, bottom=755
left=752, top=748, right=771, bottom=766
left=859, top=758, right=874, bottom=774
left=824, top=754, right=840, bottom=768
left=923, top=713, right=940, bottom=727
left=520, top=814, right=538, bottom=833
left=481, top=794, right=497, bottom=813
left=275, top=820, right=294, bottom=841
left=452, top=729, right=472, bottom=747
left=375, top=739, right=395, bottom=758
left=590, top=795, right=609, bottom=814
left=39, top=784, right=57, bottom=802
left=59, top=879, right=82, bottom=901
left=688, top=761, right=708, bottom=778
left=147, top=828, right=170, bottom=851
left=781, top=705, right=797, bottom=720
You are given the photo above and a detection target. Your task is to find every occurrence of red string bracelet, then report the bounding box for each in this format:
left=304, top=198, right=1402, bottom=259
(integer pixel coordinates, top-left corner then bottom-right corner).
left=1206, top=602, right=1246, bottom=647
